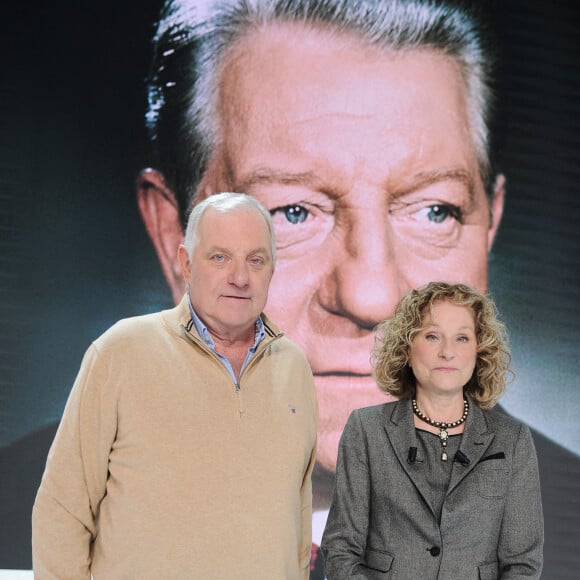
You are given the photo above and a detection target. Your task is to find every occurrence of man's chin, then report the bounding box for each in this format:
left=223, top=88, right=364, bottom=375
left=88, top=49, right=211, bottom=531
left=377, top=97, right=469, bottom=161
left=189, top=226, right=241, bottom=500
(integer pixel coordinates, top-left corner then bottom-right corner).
left=315, top=380, right=394, bottom=466
left=314, top=374, right=394, bottom=412
left=316, top=431, right=342, bottom=475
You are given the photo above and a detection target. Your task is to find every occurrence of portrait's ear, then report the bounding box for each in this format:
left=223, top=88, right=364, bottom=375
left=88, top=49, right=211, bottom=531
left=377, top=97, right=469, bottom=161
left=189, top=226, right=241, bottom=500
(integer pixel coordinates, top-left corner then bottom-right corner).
left=487, top=173, right=505, bottom=251
left=137, top=168, right=186, bottom=304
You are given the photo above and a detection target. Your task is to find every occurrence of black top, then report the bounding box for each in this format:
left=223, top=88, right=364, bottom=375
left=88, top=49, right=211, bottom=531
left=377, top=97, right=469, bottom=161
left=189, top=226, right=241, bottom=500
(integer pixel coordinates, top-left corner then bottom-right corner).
left=416, top=429, right=462, bottom=521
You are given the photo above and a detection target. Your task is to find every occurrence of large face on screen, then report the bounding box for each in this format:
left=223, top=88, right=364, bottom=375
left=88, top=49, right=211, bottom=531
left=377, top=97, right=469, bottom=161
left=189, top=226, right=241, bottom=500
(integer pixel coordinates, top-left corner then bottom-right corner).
left=143, top=23, right=504, bottom=473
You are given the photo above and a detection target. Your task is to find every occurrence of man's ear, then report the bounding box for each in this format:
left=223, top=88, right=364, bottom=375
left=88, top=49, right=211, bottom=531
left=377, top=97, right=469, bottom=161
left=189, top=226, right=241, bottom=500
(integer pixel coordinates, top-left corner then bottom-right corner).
left=487, top=173, right=505, bottom=252
left=137, top=168, right=186, bottom=304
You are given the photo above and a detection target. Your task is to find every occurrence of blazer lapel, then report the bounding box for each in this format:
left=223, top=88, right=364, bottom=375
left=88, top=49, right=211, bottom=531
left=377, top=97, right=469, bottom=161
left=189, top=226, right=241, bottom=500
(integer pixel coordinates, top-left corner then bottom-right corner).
left=384, top=399, right=436, bottom=517
left=447, top=400, right=495, bottom=496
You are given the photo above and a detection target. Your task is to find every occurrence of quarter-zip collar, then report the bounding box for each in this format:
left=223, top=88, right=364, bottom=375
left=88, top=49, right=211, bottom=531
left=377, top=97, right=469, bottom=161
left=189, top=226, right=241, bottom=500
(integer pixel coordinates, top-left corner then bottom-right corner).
left=185, top=292, right=266, bottom=384
left=168, top=294, right=283, bottom=387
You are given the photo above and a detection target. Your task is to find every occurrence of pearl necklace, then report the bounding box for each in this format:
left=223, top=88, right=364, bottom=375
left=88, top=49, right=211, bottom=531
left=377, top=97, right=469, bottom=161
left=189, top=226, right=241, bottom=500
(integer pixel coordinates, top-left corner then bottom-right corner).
left=412, top=398, right=469, bottom=461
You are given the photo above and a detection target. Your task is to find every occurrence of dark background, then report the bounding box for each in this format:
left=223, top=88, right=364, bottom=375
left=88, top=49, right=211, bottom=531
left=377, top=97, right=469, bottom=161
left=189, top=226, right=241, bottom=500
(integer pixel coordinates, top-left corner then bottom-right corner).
left=2, top=0, right=166, bottom=444
left=1, top=0, right=579, bottom=575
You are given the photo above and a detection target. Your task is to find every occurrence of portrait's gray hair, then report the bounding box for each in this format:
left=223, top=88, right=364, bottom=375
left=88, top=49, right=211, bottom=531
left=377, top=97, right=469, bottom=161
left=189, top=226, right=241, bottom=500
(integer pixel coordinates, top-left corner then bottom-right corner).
left=146, top=0, right=497, bottom=224
left=183, top=192, right=277, bottom=264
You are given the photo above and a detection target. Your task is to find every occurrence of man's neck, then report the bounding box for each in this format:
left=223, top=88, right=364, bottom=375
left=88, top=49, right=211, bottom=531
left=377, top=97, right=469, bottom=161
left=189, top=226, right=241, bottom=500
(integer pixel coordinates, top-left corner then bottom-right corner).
left=213, top=337, right=254, bottom=379
left=210, top=326, right=256, bottom=350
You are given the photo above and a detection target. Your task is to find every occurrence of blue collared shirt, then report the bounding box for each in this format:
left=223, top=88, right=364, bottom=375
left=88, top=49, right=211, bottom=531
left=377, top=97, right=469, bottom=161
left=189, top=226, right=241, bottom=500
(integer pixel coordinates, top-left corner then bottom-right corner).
left=187, top=293, right=266, bottom=386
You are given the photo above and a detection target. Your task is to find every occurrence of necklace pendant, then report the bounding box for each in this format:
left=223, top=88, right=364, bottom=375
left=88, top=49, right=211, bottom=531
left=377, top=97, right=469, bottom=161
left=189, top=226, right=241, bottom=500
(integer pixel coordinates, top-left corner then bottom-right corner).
left=411, top=398, right=470, bottom=463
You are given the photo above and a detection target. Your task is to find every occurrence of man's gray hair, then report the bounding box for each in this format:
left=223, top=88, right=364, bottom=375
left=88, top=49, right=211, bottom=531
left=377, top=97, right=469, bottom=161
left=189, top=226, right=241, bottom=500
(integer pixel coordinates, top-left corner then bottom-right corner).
left=146, top=0, right=496, bottom=223
left=183, top=192, right=277, bottom=264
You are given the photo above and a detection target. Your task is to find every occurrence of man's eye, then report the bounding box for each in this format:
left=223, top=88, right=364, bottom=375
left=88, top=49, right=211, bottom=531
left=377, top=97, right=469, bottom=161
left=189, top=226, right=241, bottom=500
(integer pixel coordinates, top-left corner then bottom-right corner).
left=213, top=254, right=225, bottom=262
left=425, top=204, right=462, bottom=224
left=272, top=205, right=309, bottom=225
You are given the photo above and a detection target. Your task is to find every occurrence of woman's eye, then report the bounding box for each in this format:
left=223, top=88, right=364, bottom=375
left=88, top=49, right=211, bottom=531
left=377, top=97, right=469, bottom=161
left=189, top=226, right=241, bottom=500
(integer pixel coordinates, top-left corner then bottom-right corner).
left=272, top=205, right=309, bottom=225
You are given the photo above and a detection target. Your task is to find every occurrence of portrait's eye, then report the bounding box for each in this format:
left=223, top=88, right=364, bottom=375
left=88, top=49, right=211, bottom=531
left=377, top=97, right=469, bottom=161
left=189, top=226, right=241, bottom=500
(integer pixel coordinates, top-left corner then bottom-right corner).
left=212, top=254, right=226, bottom=263
left=272, top=204, right=309, bottom=225
left=425, top=333, right=438, bottom=341
left=389, top=193, right=468, bottom=255
left=263, top=193, right=335, bottom=254
left=422, top=204, right=462, bottom=224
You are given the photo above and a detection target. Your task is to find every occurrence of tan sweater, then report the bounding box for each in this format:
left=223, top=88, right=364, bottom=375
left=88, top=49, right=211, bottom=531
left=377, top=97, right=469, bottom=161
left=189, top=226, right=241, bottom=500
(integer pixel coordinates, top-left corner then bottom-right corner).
left=32, top=297, right=318, bottom=579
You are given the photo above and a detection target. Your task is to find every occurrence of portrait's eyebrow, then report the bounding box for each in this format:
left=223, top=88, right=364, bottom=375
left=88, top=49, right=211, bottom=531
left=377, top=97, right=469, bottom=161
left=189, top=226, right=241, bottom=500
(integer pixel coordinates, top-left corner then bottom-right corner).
left=393, top=168, right=475, bottom=200
left=237, top=168, right=320, bottom=191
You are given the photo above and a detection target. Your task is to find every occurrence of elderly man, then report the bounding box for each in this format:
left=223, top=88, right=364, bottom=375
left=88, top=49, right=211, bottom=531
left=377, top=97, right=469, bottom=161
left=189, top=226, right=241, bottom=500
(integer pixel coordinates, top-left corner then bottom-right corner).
left=32, top=193, right=318, bottom=578
left=135, top=1, right=579, bottom=578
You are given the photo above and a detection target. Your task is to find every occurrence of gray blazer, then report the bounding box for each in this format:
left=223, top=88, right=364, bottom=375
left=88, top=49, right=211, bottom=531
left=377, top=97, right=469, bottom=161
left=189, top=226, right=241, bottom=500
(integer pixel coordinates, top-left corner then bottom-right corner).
left=321, top=398, right=543, bottom=579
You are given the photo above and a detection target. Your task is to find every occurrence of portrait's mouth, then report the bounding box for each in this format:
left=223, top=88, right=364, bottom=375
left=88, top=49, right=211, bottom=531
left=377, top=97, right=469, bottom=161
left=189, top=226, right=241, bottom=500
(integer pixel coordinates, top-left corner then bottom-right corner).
left=311, top=359, right=373, bottom=377
left=314, top=371, right=371, bottom=378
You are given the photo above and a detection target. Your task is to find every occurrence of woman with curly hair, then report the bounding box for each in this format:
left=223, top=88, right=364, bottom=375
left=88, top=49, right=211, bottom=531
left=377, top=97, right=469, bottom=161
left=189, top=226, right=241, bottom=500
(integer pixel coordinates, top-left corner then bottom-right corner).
left=321, top=282, right=543, bottom=579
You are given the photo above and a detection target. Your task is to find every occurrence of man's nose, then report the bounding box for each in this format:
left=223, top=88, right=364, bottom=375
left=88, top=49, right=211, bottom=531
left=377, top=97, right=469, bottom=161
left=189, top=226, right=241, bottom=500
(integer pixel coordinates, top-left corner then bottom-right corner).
left=229, top=260, right=250, bottom=287
left=316, top=214, right=408, bottom=329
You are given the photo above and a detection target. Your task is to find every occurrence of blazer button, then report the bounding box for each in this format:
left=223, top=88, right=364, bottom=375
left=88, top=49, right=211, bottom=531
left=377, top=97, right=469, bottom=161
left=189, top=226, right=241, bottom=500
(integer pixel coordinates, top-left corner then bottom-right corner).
left=429, top=546, right=441, bottom=557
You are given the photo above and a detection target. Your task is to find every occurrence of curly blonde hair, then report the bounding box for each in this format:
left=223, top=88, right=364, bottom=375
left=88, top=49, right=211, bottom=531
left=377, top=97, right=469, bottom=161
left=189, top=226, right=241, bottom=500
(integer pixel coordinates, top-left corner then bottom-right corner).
left=372, top=282, right=512, bottom=409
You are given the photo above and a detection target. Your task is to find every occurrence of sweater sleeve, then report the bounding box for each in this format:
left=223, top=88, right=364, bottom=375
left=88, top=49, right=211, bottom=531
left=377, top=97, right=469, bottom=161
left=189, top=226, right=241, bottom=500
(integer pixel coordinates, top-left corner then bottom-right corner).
left=498, top=423, right=544, bottom=579
left=32, top=344, right=118, bottom=579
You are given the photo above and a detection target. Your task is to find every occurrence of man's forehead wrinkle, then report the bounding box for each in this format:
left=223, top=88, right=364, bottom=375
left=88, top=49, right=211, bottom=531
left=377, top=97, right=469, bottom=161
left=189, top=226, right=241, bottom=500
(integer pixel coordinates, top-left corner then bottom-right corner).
left=288, top=110, right=376, bottom=126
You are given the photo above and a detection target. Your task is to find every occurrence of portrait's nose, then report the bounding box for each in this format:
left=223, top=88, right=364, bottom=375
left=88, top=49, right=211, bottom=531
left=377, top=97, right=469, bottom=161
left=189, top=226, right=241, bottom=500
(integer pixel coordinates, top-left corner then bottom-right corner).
left=316, top=212, right=407, bottom=329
